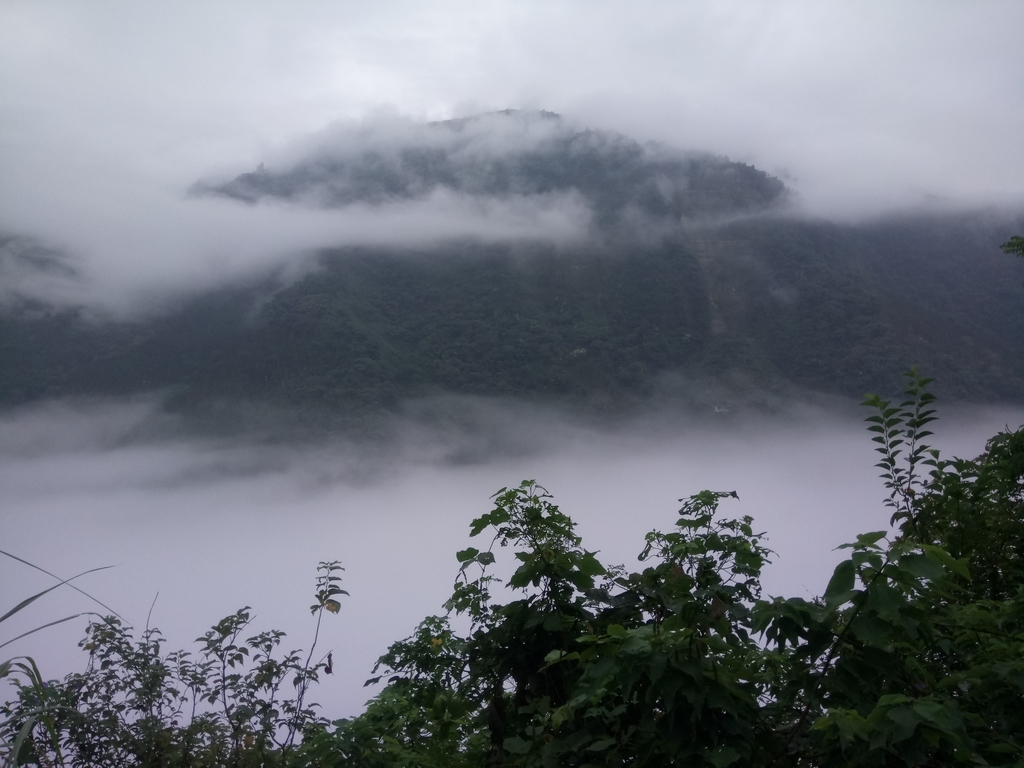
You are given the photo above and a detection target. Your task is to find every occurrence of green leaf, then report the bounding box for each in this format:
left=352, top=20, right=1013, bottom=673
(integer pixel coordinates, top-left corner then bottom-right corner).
left=824, top=560, right=856, bottom=607
left=1001, top=234, right=1024, bottom=257
left=912, top=699, right=964, bottom=738
left=867, top=589, right=908, bottom=633
left=709, top=746, right=741, bottom=768
left=898, top=553, right=946, bottom=582
left=987, top=743, right=1020, bottom=755
left=10, top=714, right=38, bottom=767
left=888, top=707, right=919, bottom=742
left=851, top=615, right=893, bottom=646
left=855, top=531, right=888, bottom=548
left=504, top=736, right=532, bottom=754
left=543, top=650, right=579, bottom=666
left=606, top=624, right=628, bottom=638
left=921, top=545, right=970, bottom=579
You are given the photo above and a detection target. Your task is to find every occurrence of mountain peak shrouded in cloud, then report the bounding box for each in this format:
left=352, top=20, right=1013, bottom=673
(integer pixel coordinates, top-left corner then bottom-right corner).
left=1, top=114, right=1021, bottom=417
left=191, top=110, right=788, bottom=226
left=0, top=111, right=790, bottom=316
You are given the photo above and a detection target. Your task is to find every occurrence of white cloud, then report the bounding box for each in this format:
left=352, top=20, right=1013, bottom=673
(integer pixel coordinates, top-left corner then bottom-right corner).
left=0, top=0, right=1021, bottom=309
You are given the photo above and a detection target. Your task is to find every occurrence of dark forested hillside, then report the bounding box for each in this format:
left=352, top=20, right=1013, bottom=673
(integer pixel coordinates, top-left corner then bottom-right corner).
left=2, top=113, right=1023, bottom=423
left=2, top=212, right=1023, bottom=422
left=701, top=214, right=1024, bottom=401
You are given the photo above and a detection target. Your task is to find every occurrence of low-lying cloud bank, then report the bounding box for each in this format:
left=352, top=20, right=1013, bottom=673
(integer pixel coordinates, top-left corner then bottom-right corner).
left=3, top=394, right=1022, bottom=716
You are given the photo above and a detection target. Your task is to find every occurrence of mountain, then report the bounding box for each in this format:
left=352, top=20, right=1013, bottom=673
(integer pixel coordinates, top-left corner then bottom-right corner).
left=192, top=110, right=787, bottom=227
left=2, top=113, right=1023, bottom=427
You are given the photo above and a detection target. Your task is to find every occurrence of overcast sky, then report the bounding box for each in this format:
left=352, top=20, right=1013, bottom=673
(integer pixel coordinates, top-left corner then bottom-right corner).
left=1, top=0, right=1022, bottom=310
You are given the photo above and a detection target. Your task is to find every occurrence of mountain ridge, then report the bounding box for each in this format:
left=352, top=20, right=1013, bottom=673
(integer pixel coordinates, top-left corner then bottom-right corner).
left=191, top=110, right=788, bottom=227
left=2, top=113, right=1022, bottom=428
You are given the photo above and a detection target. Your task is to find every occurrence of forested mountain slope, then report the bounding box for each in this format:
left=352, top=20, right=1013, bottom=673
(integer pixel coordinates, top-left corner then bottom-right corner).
left=2, top=213, right=1022, bottom=419
left=1, top=112, right=1022, bottom=422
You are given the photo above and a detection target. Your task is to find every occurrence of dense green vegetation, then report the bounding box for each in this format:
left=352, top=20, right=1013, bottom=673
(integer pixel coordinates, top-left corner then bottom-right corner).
left=2, top=213, right=1023, bottom=427
left=4, top=112, right=1023, bottom=424
left=3, top=111, right=1023, bottom=423
left=3, top=371, right=1024, bottom=766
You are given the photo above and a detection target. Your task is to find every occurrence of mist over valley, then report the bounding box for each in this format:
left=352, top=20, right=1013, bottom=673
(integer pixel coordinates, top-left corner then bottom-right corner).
left=4, top=393, right=1022, bottom=718
left=2, top=4, right=1024, bottom=761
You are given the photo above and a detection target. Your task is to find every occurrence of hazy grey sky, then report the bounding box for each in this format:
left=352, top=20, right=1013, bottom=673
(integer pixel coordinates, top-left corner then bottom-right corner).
left=1, top=0, right=1022, bottom=309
